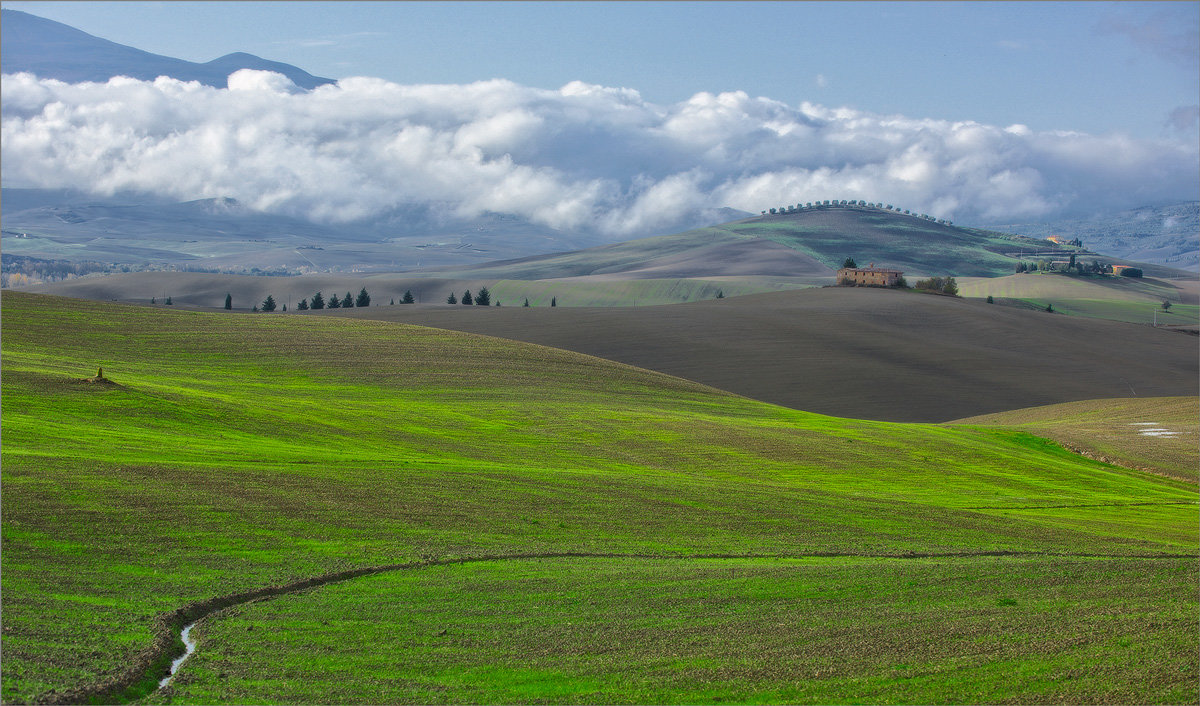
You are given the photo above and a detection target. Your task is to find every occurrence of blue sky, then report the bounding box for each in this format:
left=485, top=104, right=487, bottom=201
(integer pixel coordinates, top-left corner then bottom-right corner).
left=4, top=1, right=1198, bottom=138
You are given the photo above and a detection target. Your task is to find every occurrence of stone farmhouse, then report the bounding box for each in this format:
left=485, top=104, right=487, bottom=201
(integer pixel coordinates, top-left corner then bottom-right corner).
left=837, top=263, right=904, bottom=287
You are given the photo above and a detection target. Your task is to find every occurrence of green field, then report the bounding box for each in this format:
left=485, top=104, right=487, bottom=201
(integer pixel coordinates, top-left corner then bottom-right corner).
left=2, top=292, right=1196, bottom=704
left=955, top=397, right=1199, bottom=483
left=957, top=273, right=1200, bottom=325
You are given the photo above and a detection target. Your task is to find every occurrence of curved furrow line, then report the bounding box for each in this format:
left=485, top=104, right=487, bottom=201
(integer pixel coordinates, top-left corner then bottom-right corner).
left=34, top=549, right=1199, bottom=704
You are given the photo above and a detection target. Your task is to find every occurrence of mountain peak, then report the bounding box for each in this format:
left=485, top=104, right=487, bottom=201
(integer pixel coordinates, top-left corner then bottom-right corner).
left=0, top=9, right=335, bottom=89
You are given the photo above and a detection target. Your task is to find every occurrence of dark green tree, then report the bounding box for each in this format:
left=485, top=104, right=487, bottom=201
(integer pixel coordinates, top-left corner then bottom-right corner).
left=252, top=304, right=259, bottom=312
left=986, top=295, right=994, bottom=304
left=462, top=290, right=473, bottom=305
left=716, top=290, right=725, bottom=299
left=297, top=298, right=309, bottom=311
left=164, top=296, right=172, bottom=305
left=1119, top=267, right=1143, bottom=278
left=224, top=293, right=232, bottom=310
left=1045, top=303, right=1054, bottom=312
left=342, top=292, right=354, bottom=308
left=261, top=295, right=277, bottom=312
left=390, top=298, right=395, bottom=305
left=151, top=296, right=156, bottom=304
left=311, top=291, right=326, bottom=310
left=842, top=257, right=857, bottom=269
left=447, top=292, right=458, bottom=304
left=550, top=297, right=557, bottom=307
left=475, top=286, right=491, bottom=306
left=327, top=293, right=341, bottom=308
left=282, top=304, right=287, bottom=311
left=402, top=290, right=415, bottom=304
left=1162, top=300, right=1172, bottom=311
left=523, top=298, right=530, bottom=307
left=356, top=287, right=371, bottom=307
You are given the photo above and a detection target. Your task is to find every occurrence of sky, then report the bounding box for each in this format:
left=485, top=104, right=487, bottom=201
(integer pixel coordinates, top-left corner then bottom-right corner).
left=2, top=1, right=1198, bottom=233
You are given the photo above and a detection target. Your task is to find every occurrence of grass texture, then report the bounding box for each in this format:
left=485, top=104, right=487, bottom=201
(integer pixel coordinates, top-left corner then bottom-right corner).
left=1, top=292, right=1195, bottom=704
left=954, top=397, right=1199, bottom=483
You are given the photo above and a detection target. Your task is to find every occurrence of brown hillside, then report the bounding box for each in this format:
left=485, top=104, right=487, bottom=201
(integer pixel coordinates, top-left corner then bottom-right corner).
left=318, top=287, right=1198, bottom=423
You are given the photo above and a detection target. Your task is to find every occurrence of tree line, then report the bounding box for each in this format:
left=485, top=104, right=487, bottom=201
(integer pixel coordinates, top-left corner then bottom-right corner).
left=229, top=286, right=565, bottom=311
left=762, top=200, right=953, bottom=225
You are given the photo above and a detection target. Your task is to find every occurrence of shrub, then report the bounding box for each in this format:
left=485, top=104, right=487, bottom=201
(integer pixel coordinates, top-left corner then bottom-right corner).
left=1119, top=268, right=1143, bottom=278
left=914, top=276, right=958, bottom=296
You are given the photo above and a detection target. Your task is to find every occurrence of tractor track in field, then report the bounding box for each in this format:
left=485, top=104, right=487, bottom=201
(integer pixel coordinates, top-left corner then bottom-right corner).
left=33, top=549, right=1200, bottom=704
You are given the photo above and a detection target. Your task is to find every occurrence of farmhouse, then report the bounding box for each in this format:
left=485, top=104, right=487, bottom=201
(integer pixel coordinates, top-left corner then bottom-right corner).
left=837, top=263, right=904, bottom=287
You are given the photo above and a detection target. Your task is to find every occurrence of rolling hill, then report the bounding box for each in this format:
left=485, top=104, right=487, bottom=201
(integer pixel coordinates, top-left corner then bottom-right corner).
left=317, top=286, right=1198, bottom=423
left=2, top=292, right=1195, bottom=704
left=403, top=203, right=1195, bottom=283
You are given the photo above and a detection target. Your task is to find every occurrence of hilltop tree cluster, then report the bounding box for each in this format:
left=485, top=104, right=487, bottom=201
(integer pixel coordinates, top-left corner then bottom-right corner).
left=761, top=200, right=953, bottom=226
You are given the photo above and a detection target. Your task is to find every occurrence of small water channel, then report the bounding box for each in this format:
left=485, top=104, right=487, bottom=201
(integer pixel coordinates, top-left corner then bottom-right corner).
left=158, top=622, right=198, bottom=689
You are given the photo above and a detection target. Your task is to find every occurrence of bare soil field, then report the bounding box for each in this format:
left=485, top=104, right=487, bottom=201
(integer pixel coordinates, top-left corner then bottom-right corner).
left=317, top=286, right=1198, bottom=422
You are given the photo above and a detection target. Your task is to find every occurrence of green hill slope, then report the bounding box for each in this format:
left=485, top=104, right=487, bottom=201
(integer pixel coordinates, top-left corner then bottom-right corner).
left=2, top=293, right=1195, bottom=704
left=429, top=205, right=1073, bottom=280
left=954, top=397, right=1198, bottom=482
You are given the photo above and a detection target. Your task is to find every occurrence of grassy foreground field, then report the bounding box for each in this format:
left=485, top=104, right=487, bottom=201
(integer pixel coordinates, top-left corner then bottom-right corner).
left=2, top=292, right=1196, bottom=704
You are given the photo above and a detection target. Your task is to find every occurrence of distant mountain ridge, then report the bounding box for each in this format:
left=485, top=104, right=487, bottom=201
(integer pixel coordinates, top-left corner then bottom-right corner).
left=0, top=9, right=335, bottom=89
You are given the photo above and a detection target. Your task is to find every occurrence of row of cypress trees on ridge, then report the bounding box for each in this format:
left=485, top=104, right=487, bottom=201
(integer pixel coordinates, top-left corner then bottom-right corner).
left=225, top=287, right=562, bottom=311
left=762, top=199, right=953, bottom=225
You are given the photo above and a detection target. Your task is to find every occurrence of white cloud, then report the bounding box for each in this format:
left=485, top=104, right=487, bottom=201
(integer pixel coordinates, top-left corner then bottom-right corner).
left=2, top=70, right=1197, bottom=237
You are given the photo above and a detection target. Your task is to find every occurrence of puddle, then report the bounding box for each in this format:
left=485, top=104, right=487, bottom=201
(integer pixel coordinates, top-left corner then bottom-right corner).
left=158, top=622, right=197, bottom=689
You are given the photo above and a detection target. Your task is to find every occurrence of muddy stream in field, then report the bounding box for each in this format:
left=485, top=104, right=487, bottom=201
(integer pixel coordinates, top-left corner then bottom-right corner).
left=158, top=622, right=197, bottom=689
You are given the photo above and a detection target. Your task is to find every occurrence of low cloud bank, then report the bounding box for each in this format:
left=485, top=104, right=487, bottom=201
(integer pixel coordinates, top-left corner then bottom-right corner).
left=3, top=70, right=1196, bottom=235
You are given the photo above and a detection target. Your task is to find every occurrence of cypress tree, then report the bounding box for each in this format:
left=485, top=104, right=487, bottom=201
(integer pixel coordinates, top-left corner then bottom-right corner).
left=550, top=297, right=557, bottom=307
left=224, top=293, right=232, bottom=310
